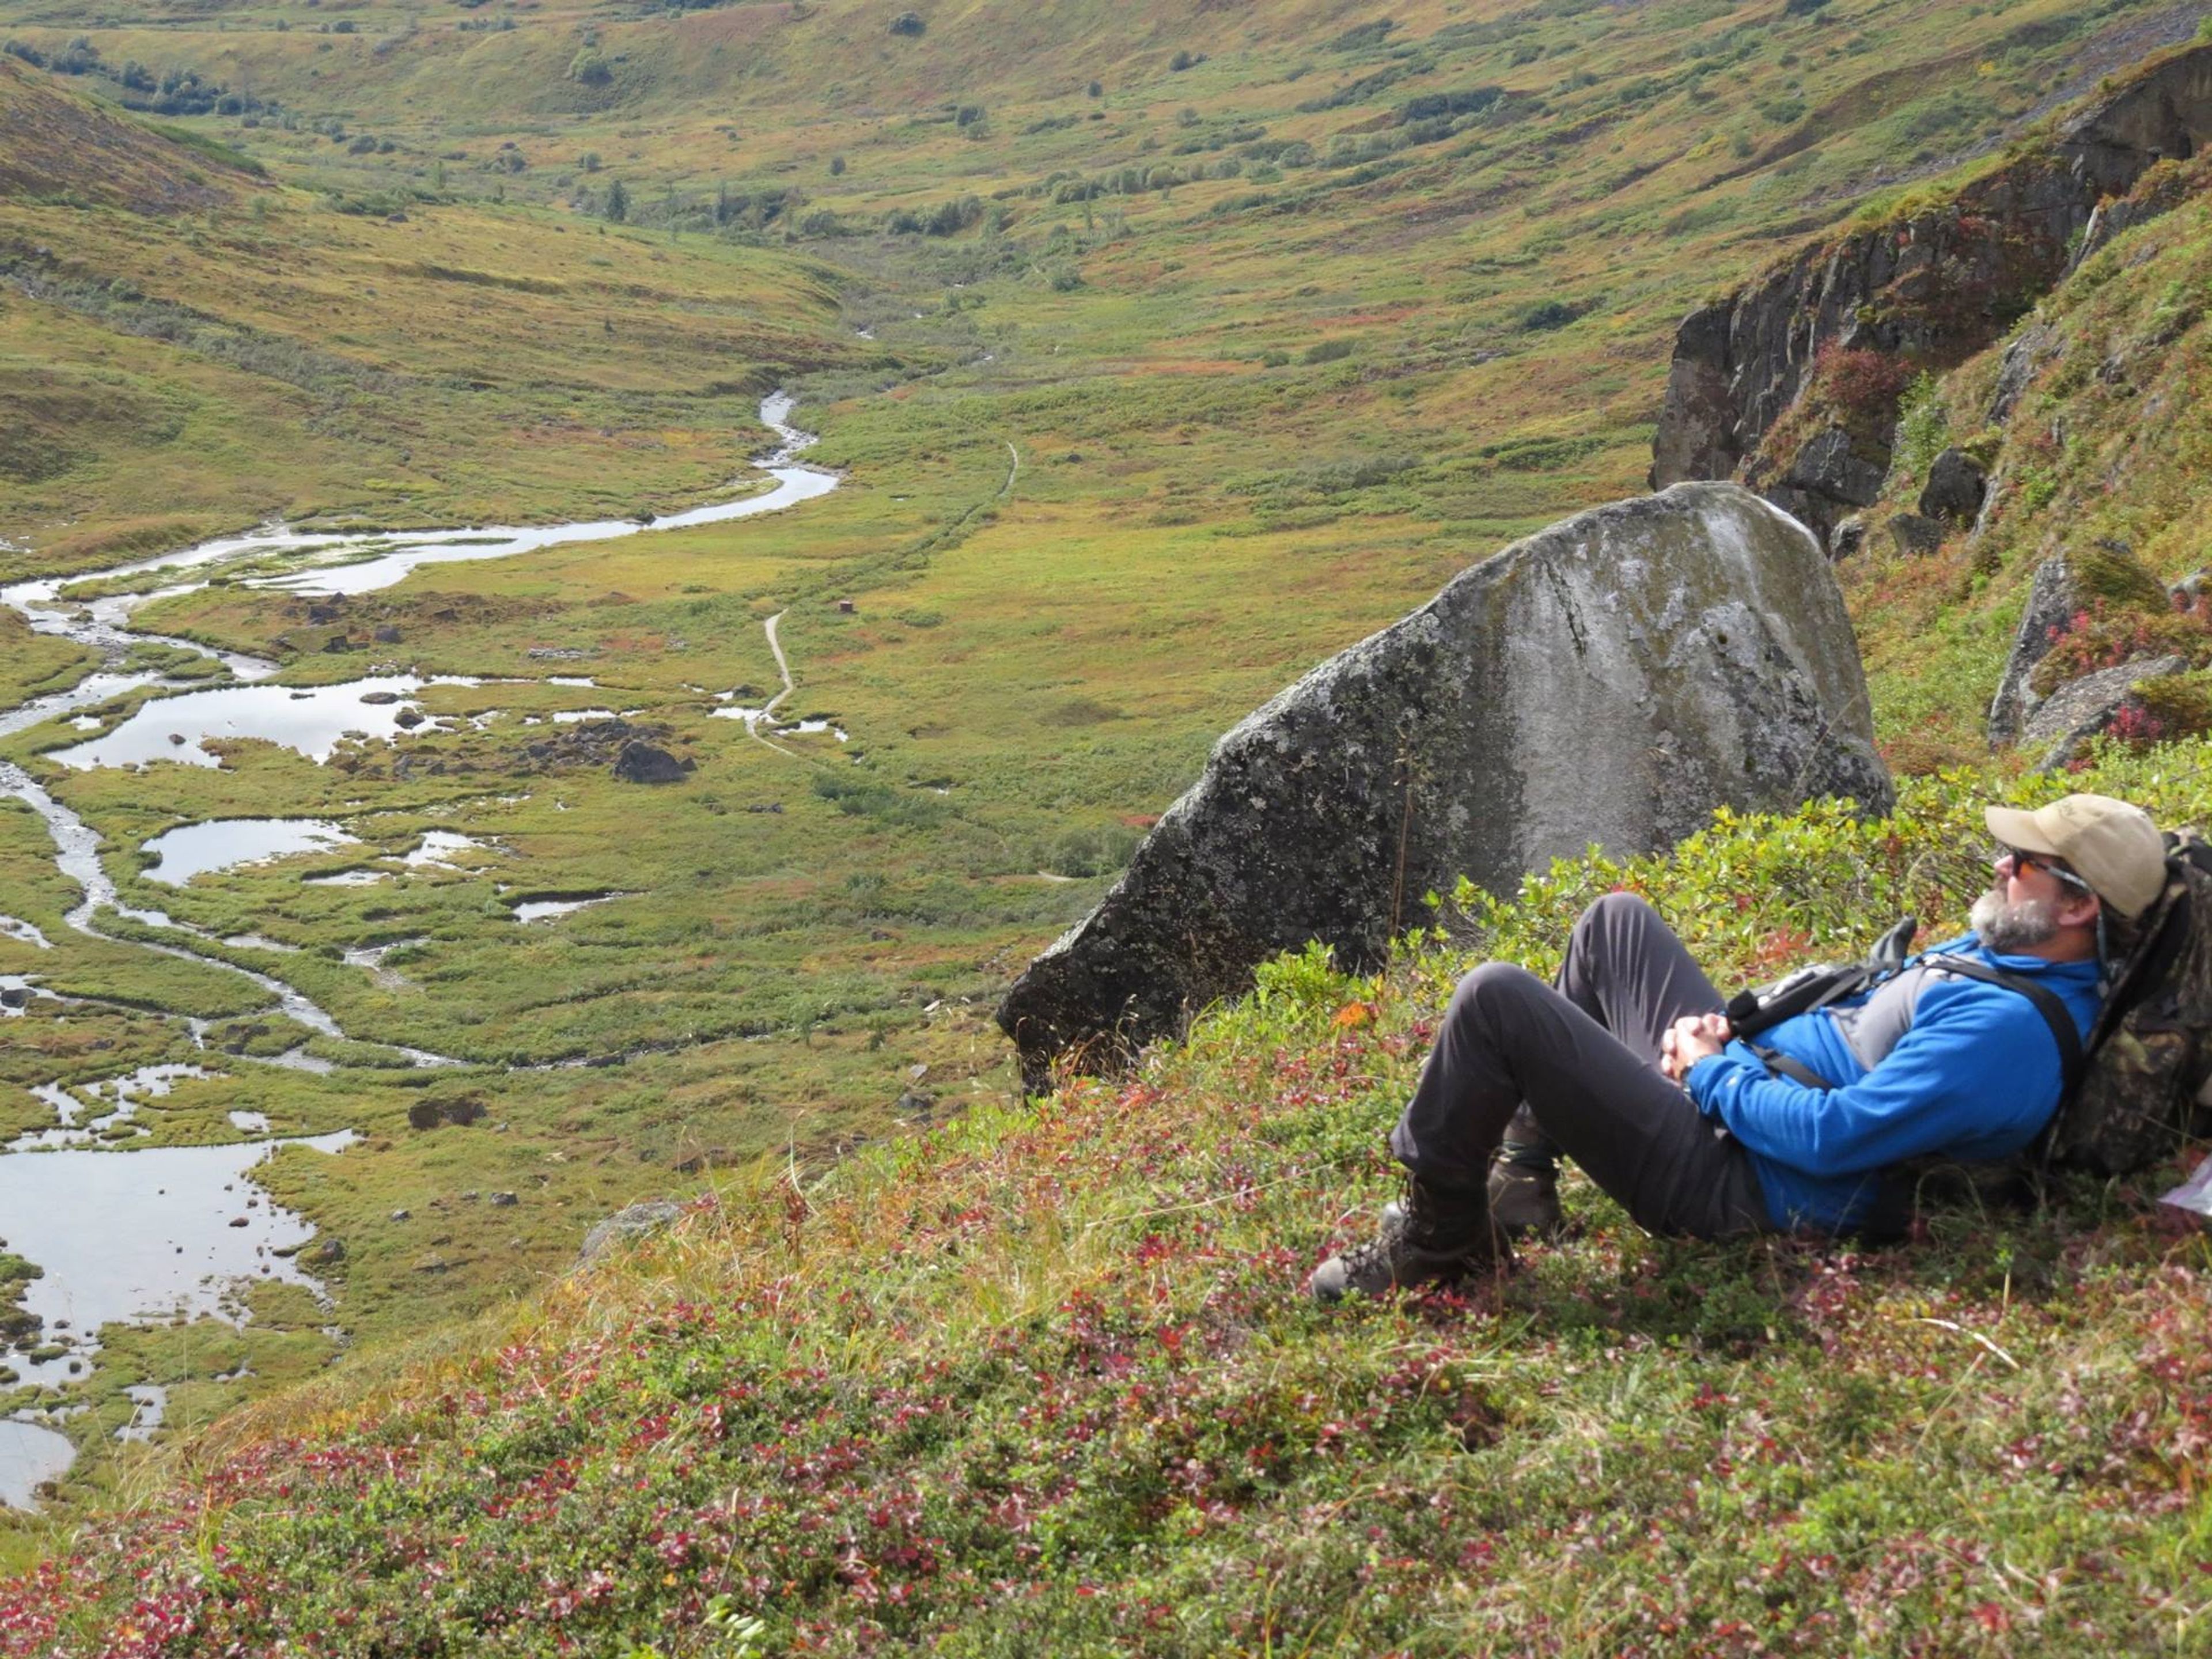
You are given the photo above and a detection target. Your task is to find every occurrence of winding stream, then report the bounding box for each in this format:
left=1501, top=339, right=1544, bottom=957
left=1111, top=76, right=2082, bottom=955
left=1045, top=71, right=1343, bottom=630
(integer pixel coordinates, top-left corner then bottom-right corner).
left=0, top=395, right=839, bottom=1499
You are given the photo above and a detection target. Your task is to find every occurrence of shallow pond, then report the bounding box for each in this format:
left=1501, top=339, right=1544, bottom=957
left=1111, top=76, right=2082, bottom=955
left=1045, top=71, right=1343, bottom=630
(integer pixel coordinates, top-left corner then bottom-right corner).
left=0, top=1130, right=356, bottom=1395
left=142, top=819, right=359, bottom=885
left=514, top=894, right=629, bottom=923
left=0, top=1420, right=74, bottom=1510
left=52, top=676, right=479, bottom=771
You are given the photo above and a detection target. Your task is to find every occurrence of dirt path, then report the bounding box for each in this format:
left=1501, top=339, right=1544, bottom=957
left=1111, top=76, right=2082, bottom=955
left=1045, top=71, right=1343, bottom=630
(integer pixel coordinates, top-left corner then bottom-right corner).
left=743, top=612, right=801, bottom=758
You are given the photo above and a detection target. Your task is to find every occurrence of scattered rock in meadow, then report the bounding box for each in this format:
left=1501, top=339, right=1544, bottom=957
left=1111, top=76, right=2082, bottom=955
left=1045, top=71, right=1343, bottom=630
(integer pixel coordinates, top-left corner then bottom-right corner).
left=1828, top=516, right=1866, bottom=561
left=359, top=691, right=401, bottom=706
left=406, top=1094, right=486, bottom=1130
left=394, top=709, right=425, bottom=729
left=1990, top=544, right=2174, bottom=745
left=489, top=1191, right=517, bottom=1207
left=612, top=740, right=692, bottom=784
left=577, top=1198, right=685, bottom=1267
left=999, top=482, right=1891, bottom=1087
left=515, top=718, right=677, bottom=777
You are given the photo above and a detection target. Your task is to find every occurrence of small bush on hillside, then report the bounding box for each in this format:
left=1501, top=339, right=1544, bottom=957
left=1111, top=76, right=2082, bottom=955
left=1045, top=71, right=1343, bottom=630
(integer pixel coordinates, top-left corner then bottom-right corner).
left=888, top=10, right=923, bottom=35
left=1169, top=48, right=1196, bottom=71
left=1328, top=17, right=1395, bottom=51
left=810, top=771, right=945, bottom=828
left=1891, top=371, right=1949, bottom=480
left=580, top=150, right=601, bottom=172
left=828, top=154, right=846, bottom=176
left=1040, top=824, right=1141, bottom=877
left=1086, top=78, right=1103, bottom=97
left=1303, top=338, right=1355, bottom=363
left=1520, top=299, right=1579, bottom=331
left=569, top=48, right=612, bottom=86
left=1785, top=0, right=1832, bottom=13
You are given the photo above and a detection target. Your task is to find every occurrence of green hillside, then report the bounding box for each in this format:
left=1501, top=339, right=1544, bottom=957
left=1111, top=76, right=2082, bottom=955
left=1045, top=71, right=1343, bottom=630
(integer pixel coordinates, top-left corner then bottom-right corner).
left=1, top=0, right=2211, bottom=1637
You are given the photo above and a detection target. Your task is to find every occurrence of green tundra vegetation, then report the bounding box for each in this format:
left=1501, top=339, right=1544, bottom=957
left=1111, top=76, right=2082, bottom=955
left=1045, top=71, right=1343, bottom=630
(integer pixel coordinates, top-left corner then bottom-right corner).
left=1, top=0, right=2211, bottom=1642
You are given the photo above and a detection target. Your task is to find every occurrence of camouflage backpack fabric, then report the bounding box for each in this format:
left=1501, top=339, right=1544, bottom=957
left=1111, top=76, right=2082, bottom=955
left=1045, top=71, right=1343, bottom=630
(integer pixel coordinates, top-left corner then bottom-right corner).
left=2050, top=834, right=2212, bottom=1176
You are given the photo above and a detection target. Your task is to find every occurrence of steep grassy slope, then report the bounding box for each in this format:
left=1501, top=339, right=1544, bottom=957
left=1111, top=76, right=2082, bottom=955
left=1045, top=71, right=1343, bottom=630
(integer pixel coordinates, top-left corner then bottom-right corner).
left=2, top=0, right=2209, bottom=1578
left=7, top=755, right=2212, bottom=1654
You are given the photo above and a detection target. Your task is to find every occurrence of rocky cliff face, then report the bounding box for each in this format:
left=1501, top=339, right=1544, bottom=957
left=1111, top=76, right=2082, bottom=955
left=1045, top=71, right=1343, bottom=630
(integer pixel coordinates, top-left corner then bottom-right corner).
left=1652, top=44, right=2212, bottom=507
left=997, top=483, right=1892, bottom=1087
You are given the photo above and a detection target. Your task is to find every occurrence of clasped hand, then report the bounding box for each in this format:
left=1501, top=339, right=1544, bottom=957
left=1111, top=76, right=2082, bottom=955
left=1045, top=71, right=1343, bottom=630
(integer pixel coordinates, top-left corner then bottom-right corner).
left=1659, top=1012, right=1733, bottom=1084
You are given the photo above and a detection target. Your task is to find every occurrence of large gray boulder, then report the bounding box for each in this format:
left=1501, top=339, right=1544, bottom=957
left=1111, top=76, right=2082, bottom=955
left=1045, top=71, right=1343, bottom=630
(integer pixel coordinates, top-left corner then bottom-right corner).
left=998, top=483, right=1892, bottom=1087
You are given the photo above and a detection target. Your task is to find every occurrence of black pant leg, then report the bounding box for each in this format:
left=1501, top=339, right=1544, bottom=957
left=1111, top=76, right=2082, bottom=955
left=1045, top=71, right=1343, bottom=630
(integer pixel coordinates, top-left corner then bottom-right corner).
left=1504, top=892, right=1729, bottom=1168
left=1389, top=915, right=1769, bottom=1239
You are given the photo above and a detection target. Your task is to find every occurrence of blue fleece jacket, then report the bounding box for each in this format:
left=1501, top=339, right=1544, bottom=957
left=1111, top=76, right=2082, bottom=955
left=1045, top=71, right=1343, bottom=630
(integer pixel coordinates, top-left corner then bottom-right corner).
left=1684, top=934, right=2103, bottom=1233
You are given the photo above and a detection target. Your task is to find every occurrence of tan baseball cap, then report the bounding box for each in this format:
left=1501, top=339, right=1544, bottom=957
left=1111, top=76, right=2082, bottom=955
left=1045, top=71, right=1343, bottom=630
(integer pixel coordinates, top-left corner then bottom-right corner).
left=1984, top=793, right=2166, bottom=918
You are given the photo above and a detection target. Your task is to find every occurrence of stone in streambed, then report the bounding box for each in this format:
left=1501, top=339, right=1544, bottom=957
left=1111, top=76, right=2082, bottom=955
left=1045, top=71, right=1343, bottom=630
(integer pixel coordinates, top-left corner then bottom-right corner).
left=998, top=482, right=1891, bottom=1088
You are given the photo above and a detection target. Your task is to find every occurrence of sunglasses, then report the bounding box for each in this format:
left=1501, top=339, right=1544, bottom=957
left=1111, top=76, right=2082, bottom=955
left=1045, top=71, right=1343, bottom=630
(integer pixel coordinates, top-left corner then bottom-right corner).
left=1994, top=844, right=2094, bottom=896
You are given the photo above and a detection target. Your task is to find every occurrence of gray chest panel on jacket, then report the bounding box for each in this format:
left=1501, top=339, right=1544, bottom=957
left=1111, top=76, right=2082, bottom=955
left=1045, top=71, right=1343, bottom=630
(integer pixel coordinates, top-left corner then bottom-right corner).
left=1827, top=960, right=1959, bottom=1074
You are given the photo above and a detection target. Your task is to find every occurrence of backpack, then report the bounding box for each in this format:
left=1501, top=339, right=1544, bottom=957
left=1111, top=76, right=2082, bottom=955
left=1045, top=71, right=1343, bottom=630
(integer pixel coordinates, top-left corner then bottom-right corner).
left=2046, top=832, right=2212, bottom=1176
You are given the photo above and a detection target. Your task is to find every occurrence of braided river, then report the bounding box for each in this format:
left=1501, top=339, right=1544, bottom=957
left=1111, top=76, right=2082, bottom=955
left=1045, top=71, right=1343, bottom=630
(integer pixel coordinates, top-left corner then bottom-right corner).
left=0, top=397, right=837, bottom=1504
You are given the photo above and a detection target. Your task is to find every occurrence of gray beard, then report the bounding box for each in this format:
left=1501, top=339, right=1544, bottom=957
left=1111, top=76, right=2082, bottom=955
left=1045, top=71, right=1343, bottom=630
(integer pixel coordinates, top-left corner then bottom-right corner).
left=1970, top=887, right=2062, bottom=953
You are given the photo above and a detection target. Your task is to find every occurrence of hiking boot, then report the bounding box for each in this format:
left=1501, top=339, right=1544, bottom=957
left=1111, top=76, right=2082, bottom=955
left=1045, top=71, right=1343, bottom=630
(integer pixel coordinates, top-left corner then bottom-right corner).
left=1487, top=1148, right=1566, bottom=1241
left=1306, top=1177, right=1508, bottom=1302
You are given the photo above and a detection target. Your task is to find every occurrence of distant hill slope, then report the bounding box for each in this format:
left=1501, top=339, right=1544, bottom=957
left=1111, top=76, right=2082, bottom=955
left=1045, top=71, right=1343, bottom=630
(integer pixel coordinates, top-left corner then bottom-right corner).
left=0, top=54, right=259, bottom=214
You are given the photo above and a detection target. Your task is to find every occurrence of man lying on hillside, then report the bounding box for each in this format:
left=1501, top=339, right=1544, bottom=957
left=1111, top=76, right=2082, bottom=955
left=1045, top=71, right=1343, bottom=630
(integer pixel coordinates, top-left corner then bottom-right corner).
left=1308, top=793, right=2166, bottom=1301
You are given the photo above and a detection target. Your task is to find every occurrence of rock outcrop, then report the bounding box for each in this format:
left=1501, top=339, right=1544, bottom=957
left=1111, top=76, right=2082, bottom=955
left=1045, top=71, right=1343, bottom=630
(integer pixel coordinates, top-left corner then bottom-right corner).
left=998, top=483, right=1892, bottom=1087
left=2024, top=655, right=2188, bottom=771
left=1990, top=556, right=2081, bottom=745
left=1651, top=43, right=2212, bottom=496
left=1919, top=448, right=1989, bottom=524
left=1989, top=545, right=2179, bottom=745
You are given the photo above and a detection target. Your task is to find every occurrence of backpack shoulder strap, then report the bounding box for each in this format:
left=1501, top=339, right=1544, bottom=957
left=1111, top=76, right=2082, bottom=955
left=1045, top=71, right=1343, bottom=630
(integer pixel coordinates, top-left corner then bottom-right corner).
left=1745, top=1042, right=1836, bottom=1090
left=1921, top=954, right=2085, bottom=1100
left=1746, top=953, right=2084, bottom=1100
